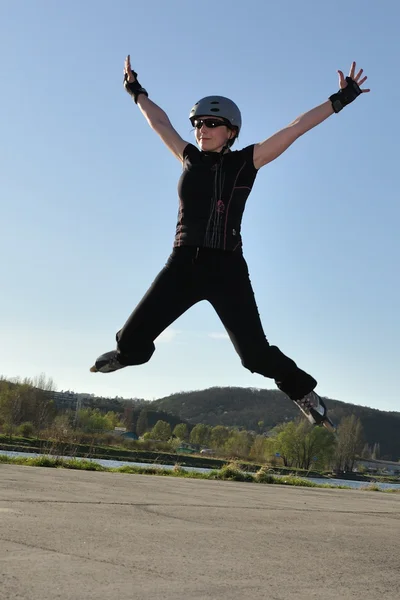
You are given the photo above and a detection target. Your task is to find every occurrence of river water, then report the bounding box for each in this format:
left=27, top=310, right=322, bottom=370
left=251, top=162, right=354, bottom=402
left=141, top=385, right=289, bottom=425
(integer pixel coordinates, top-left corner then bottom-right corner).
left=1, top=449, right=399, bottom=491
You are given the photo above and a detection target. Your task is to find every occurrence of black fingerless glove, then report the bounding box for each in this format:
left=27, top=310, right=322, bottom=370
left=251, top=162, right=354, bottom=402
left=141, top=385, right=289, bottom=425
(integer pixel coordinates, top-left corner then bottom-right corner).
left=123, top=70, right=148, bottom=104
left=329, top=77, right=362, bottom=113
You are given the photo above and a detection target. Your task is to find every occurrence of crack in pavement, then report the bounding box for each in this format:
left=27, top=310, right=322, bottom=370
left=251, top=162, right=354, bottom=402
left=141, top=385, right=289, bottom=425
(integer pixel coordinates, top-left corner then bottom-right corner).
left=0, top=499, right=398, bottom=516
left=0, top=535, right=167, bottom=578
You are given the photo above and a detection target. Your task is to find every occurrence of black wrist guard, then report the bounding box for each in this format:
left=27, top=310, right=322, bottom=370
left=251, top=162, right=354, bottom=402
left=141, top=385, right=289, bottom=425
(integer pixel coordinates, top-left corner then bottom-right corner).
left=123, top=70, right=148, bottom=104
left=329, top=77, right=362, bottom=113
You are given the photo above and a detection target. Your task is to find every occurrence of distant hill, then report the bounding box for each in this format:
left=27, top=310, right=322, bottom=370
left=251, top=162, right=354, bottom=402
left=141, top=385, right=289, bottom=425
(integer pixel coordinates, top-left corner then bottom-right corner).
left=150, top=386, right=400, bottom=460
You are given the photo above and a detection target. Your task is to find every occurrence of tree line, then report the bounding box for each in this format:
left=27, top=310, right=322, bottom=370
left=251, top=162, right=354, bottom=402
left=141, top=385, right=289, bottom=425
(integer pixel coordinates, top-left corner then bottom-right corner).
left=141, top=413, right=365, bottom=472
left=0, top=375, right=372, bottom=473
left=151, top=386, right=400, bottom=460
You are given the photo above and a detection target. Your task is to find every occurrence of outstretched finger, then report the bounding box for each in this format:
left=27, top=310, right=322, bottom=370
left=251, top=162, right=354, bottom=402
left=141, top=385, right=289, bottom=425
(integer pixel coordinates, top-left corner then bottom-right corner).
left=355, top=68, right=363, bottom=81
left=349, top=61, right=356, bottom=79
left=358, top=75, right=368, bottom=87
left=337, top=70, right=346, bottom=88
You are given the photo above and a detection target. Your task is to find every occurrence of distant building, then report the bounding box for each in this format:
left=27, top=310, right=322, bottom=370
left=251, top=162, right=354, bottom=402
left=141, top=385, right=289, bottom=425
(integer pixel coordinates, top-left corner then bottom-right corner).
left=107, top=427, right=138, bottom=440
left=176, top=442, right=200, bottom=454
left=48, top=390, right=78, bottom=410
left=50, top=391, right=109, bottom=411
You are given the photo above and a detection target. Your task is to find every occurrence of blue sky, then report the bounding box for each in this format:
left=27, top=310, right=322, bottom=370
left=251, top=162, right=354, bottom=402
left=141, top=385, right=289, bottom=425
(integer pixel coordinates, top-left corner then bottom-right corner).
left=1, top=1, right=399, bottom=412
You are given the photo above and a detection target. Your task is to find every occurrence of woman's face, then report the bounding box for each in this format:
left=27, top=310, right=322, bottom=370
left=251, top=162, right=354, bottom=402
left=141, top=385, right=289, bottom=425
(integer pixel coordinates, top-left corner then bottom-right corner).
left=193, top=116, right=234, bottom=152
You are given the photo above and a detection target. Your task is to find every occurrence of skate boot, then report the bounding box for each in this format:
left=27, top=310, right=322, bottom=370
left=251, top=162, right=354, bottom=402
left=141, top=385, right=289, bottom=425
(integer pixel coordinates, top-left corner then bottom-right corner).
left=293, top=391, right=336, bottom=432
left=90, top=350, right=127, bottom=373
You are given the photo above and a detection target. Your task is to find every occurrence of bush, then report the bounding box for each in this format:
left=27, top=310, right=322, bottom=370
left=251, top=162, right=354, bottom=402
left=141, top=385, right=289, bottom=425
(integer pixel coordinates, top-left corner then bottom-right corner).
left=18, top=422, right=35, bottom=437
left=254, top=468, right=275, bottom=484
left=216, top=462, right=254, bottom=482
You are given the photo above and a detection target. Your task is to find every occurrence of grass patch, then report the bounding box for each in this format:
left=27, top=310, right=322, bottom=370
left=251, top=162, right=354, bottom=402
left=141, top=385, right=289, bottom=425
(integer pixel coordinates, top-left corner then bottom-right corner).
left=1, top=454, right=399, bottom=493
left=254, top=468, right=275, bottom=484
left=213, top=462, right=255, bottom=482
left=358, top=483, right=400, bottom=493
left=0, top=454, right=107, bottom=471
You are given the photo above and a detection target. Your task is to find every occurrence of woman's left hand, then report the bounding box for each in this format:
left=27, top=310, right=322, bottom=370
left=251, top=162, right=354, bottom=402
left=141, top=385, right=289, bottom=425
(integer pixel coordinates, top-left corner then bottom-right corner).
left=338, top=61, right=370, bottom=93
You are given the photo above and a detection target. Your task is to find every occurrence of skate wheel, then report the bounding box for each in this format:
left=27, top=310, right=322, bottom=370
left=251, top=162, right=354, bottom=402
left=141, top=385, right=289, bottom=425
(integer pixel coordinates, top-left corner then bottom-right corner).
left=89, top=365, right=98, bottom=373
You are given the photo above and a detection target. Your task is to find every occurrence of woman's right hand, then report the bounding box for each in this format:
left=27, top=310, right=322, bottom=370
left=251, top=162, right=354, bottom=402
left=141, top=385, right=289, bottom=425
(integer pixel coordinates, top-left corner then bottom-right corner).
left=124, top=55, right=136, bottom=84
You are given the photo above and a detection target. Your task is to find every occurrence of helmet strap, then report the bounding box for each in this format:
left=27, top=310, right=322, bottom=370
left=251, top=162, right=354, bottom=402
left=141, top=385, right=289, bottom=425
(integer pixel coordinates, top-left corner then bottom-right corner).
left=220, top=127, right=236, bottom=154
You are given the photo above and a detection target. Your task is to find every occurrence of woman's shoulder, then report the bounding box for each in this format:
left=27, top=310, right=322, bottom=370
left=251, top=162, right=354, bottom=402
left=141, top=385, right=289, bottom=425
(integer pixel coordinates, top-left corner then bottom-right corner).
left=230, top=144, right=255, bottom=157
left=228, top=144, right=257, bottom=173
left=182, top=143, right=201, bottom=160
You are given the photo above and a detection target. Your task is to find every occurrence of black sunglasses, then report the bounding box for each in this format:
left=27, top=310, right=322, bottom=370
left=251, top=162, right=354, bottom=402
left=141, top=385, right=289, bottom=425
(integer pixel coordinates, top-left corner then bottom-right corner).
left=193, top=118, right=229, bottom=129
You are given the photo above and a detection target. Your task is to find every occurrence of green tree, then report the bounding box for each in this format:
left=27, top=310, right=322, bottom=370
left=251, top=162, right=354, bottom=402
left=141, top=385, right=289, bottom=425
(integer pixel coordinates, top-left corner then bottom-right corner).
left=334, top=415, right=364, bottom=472
left=0, top=386, right=24, bottom=438
left=151, top=420, right=172, bottom=441
left=173, top=423, right=189, bottom=441
left=189, top=423, right=211, bottom=446
left=300, top=424, right=336, bottom=470
left=76, top=408, right=113, bottom=433
left=249, top=435, right=271, bottom=462
left=51, top=414, right=71, bottom=440
left=1, top=374, right=58, bottom=433
left=105, top=411, right=122, bottom=429
left=272, top=422, right=298, bottom=467
left=273, top=421, right=335, bottom=470
left=29, top=373, right=57, bottom=431
left=225, top=430, right=254, bottom=459
left=18, top=422, right=35, bottom=437
left=210, top=425, right=231, bottom=449
left=136, top=409, right=149, bottom=436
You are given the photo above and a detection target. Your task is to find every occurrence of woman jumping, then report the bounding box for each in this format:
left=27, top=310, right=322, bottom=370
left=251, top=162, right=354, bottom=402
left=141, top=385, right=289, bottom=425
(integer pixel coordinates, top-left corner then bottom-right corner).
left=90, top=56, right=370, bottom=431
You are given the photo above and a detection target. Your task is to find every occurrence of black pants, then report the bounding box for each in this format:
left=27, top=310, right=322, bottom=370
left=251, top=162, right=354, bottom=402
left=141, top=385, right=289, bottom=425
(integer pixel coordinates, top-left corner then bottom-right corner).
left=116, top=246, right=317, bottom=401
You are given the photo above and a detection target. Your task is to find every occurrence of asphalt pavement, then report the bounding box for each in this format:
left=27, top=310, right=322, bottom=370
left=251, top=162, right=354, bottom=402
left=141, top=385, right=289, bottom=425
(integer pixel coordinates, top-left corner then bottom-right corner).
left=1, top=464, right=399, bottom=600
